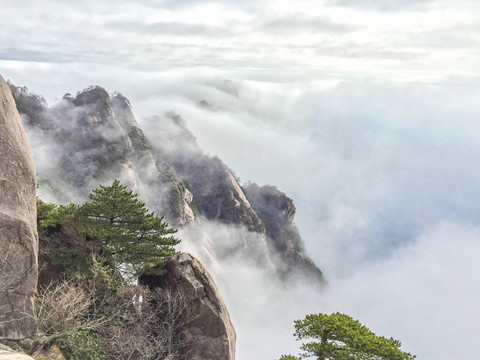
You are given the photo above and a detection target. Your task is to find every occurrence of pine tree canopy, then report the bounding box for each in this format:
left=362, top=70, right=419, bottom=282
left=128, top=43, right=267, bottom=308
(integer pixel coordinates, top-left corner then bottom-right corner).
left=79, top=180, right=180, bottom=277
left=279, top=312, right=416, bottom=360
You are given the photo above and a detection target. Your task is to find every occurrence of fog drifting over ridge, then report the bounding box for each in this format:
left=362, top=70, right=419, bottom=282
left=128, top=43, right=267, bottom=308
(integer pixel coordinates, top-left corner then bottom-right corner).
left=8, top=71, right=480, bottom=359
left=2, top=0, right=480, bottom=357
left=137, top=78, right=480, bottom=360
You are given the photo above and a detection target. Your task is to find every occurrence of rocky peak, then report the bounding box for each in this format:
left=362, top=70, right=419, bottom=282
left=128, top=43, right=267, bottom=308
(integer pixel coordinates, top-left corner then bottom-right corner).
left=72, top=85, right=113, bottom=123
left=245, top=183, right=325, bottom=284
left=246, top=183, right=296, bottom=223
left=146, top=112, right=201, bottom=161
left=111, top=93, right=138, bottom=132
left=7, top=82, right=49, bottom=130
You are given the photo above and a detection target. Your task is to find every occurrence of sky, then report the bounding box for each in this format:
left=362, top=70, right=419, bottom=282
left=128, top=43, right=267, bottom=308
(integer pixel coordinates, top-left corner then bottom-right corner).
left=2, top=0, right=480, bottom=359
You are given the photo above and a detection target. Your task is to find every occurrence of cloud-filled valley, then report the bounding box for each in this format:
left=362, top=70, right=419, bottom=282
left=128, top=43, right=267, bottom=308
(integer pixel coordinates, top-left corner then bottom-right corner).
left=138, top=78, right=480, bottom=359
left=11, top=75, right=480, bottom=360
left=2, top=0, right=480, bottom=358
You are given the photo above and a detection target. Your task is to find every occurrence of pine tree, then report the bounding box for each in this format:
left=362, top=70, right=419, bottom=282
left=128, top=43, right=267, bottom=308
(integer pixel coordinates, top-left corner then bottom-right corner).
left=279, top=312, right=416, bottom=360
left=79, top=180, right=180, bottom=278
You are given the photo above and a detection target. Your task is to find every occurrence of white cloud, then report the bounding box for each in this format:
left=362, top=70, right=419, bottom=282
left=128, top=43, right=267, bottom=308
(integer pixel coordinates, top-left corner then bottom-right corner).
left=2, top=0, right=480, bottom=82
left=320, top=221, right=480, bottom=360
left=9, top=63, right=480, bottom=359
left=2, top=1, right=480, bottom=358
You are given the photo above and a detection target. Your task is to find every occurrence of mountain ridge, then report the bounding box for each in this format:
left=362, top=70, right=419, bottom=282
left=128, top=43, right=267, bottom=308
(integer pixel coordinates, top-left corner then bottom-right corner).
left=8, top=82, right=325, bottom=285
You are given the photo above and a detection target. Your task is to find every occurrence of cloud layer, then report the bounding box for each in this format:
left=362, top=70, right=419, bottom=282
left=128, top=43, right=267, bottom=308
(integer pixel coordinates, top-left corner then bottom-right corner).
left=2, top=0, right=480, bottom=359
left=10, top=65, right=480, bottom=359
left=138, top=79, right=480, bottom=359
left=2, top=0, right=480, bottom=84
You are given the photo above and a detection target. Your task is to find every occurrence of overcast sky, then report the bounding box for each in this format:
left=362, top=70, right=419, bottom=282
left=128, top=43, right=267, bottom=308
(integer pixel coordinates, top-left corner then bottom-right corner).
left=2, top=1, right=480, bottom=359
left=2, top=0, right=480, bottom=95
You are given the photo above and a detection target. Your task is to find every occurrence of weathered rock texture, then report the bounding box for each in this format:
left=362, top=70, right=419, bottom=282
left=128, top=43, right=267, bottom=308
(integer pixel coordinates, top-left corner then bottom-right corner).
left=142, top=253, right=236, bottom=360
left=10, top=82, right=325, bottom=286
left=31, top=344, right=66, bottom=360
left=245, top=183, right=325, bottom=283
left=0, top=343, right=35, bottom=360
left=0, top=75, right=38, bottom=342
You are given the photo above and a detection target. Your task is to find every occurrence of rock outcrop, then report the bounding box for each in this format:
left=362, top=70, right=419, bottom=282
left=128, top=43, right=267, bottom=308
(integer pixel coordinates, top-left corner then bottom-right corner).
left=0, top=75, right=38, bottom=343
left=141, top=253, right=236, bottom=360
left=245, top=183, right=325, bottom=283
left=8, top=84, right=195, bottom=226
left=10, top=82, right=324, bottom=285
left=0, top=344, right=35, bottom=360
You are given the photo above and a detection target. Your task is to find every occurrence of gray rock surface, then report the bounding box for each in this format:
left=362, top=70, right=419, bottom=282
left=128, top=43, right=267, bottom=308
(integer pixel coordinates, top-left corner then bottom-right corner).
left=245, top=183, right=325, bottom=284
left=0, top=344, right=34, bottom=360
left=0, top=75, right=38, bottom=342
left=142, top=253, right=236, bottom=360
left=0, top=350, right=34, bottom=360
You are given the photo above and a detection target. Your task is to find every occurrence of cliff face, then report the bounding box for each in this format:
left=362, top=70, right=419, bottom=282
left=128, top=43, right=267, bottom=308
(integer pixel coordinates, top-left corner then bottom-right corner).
left=245, top=184, right=325, bottom=283
left=144, top=114, right=276, bottom=271
left=9, top=84, right=195, bottom=226
left=141, top=253, right=236, bottom=360
left=147, top=114, right=265, bottom=233
left=9, top=83, right=324, bottom=285
left=0, top=76, right=38, bottom=343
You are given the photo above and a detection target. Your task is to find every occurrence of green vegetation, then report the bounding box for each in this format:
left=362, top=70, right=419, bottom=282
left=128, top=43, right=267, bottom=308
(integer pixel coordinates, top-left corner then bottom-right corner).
left=37, top=201, right=76, bottom=236
left=35, top=180, right=185, bottom=359
left=79, top=179, right=180, bottom=278
left=280, top=312, right=415, bottom=360
left=39, top=180, right=179, bottom=279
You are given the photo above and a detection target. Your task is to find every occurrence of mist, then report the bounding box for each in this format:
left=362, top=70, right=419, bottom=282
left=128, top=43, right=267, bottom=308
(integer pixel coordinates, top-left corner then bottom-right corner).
left=12, top=74, right=480, bottom=360
left=2, top=0, right=480, bottom=358
left=136, top=78, right=480, bottom=359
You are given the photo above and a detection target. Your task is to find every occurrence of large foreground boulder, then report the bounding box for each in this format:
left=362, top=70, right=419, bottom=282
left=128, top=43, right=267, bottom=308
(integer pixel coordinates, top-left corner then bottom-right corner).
left=141, top=253, right=236, bottom=360
left=0, top=75, right=38, bottom=343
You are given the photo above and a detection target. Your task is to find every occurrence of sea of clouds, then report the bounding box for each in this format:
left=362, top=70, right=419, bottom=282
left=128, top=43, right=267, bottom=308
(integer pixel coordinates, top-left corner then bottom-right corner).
left=137, top=77, right=480, bottom=360
left=4, top=63, right=480, bottom=359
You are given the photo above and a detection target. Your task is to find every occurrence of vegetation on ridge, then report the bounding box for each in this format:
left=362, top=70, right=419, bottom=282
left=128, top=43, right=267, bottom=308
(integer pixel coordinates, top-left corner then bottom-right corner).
left=35, top=180, right=189, bottom=360
left=39, top=180, right=179, bottom=279
left=79, top=179, right=179, bottom=278
left=279, top=312, right=415, bottom=360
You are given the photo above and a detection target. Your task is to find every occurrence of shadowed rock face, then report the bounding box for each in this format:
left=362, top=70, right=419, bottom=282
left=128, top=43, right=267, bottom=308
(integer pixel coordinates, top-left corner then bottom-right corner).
left=245, top=183, right=325, bottom=284
left=0, top=75, right=38, bottom=342
left=10, top=83, right=325, bottom=286
left=141, top=253, right=236, bottom=360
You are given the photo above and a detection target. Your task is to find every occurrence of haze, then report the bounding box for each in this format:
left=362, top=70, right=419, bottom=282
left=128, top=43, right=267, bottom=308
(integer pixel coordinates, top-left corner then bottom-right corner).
left=2, top=1, right=480, bottom=359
